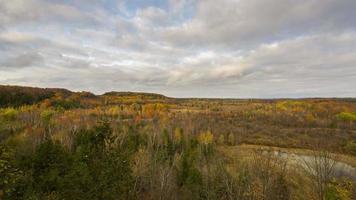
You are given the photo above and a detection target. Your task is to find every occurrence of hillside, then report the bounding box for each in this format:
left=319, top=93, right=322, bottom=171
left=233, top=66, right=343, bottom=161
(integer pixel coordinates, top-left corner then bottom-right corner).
left=0, top=85, right=73, bottom=107
left=0, top=85, right=171, bottom=108
left=103, top=91, right=168, bottom=99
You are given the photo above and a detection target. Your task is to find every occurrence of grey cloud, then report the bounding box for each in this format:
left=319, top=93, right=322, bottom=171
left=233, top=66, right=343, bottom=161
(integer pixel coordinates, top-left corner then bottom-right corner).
left=1, top=0, right=356, bottom=97
left=0, top=52, right=43, bottom=69
left=246, top=33, right=356, bottom=75
left=0, top=0, right=110, bottom=29
left=0, top=31, right=90, bottom=72
left=1, top=62, right=169, bottom=93
left=160, top=0, right=356, bottom=49
left=158, top=32, right=356, bottom=97
left=231, top=33, right=356, bottom=96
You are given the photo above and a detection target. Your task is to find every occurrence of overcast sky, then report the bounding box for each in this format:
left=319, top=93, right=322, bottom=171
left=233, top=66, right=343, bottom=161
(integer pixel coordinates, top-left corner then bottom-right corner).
left=0, top=0, right=356, bottom=98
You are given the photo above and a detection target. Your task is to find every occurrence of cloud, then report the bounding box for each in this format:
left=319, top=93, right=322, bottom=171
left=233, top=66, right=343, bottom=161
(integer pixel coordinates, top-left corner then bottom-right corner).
left=0, top=0, right=356, bottom=97
left=0, top=0, right=114, bottom=30
left=134, top=6, right=168, bottom=26
left=0, top=52, right=43, bottom=69
left=166, top=51, right=247, bottom=85
left=160, top=0, right=356, bottom=49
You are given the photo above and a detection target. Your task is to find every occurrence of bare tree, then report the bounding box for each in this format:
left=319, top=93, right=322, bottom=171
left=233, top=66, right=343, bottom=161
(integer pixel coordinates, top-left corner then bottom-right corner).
left=302, top=150, right=336, bottom=200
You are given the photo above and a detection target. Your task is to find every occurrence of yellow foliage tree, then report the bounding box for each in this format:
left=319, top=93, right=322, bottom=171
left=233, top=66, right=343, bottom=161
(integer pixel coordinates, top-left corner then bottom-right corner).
left=174, top=127, right=182, bottom=143
left=0, top=108, right=18, bottom=122
left=198, top=130, right=213, bottom=146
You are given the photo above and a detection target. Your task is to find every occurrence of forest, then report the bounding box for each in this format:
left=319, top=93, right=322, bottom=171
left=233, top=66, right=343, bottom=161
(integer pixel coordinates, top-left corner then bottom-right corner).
left=0, top=85, right=355, bottom=200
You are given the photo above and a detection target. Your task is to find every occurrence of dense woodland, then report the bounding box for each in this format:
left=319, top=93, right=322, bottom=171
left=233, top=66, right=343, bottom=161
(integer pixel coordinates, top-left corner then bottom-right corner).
left=0, top=85, right=356, bottom=200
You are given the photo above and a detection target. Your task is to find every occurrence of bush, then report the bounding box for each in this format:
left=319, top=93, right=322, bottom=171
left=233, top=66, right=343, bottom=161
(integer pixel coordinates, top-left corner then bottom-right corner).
left=2, top=121, right=135, bottom=200
left=0, top=145, right=23, bottom=199
left=32, top=140, right=70, bottom=194
left=177, top=150, right=202, bottom=187
left=40, top=109, right=56, bottom=125
left=0, top=108, right=18, bottom=122
left=344, top=141, right=356, bottom=155
left=336, top=112, right=356, bottom=122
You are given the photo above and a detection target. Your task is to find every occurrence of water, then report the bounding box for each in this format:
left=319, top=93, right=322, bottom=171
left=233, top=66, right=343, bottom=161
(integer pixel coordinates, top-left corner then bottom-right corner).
left=272, top=151, right=356, bottom=180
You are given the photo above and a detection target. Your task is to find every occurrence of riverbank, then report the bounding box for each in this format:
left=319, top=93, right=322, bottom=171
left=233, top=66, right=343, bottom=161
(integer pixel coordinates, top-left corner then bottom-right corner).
left=218, top=144, right=356, bottom=168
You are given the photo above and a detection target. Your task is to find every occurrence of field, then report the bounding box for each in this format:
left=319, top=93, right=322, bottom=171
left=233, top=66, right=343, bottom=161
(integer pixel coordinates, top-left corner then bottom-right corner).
left=1, top=85, right=356, bottom=199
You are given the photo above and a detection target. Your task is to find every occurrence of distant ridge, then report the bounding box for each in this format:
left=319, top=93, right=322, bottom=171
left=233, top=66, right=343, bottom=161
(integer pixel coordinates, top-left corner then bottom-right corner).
left=0, top=85, right=73, bottom=107
left=0, top=85, right=72, bottom=95
left=0, top=84, right=355, bottom=108
left=102, top=91, right=167, bottom=99
left=0, top=85, right=169, bottom=107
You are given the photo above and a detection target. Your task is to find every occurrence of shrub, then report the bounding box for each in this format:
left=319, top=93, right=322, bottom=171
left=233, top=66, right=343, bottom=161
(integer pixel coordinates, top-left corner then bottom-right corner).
left=40, top=109, right=56, bottom=125
left=344, top=141, right=356, bottom=155
left=198, top=130, right=213, bottom=146
left=336, top=112, right=356, bottom=122
left=0, top=145, right=23, bottom=199
left=32, top=140, right=70, bottom=194
left=0, top=108, right=19, bottom=122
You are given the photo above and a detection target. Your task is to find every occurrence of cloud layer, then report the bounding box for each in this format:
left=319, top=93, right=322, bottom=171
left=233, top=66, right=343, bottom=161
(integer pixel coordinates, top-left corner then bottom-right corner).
left=0, top=0, right=355, bottom=97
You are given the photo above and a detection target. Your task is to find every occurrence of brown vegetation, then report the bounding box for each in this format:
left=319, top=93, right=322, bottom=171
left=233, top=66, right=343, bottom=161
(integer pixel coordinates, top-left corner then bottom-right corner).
left=0, top=85, right=355, bottom=199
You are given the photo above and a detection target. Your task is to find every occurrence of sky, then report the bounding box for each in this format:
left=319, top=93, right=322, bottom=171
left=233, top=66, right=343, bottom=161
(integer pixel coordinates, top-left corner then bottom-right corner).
left=0, top=0, right=356, bottom=98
